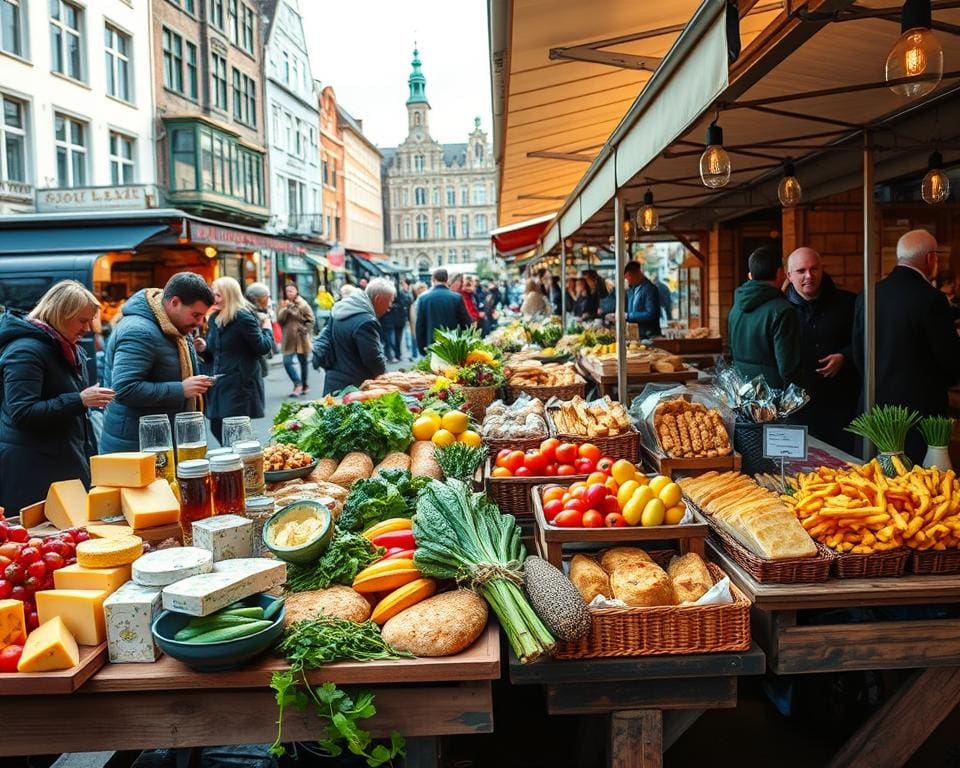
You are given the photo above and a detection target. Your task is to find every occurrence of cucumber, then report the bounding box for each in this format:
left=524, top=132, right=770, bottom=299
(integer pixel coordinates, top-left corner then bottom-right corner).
left=186, top=619, right=273, bottom=644
left=174, top=626, right=209, bottom=641
left=263, top=598, right=284, bottom=622
left=173, top=615, right=261, bottom=641
left=218, top=607, right=264, bottom=619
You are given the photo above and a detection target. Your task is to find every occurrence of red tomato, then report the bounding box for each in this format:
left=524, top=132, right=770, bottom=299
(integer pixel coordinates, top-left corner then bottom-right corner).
left=0, top=521, right=7, bottom=541
left=6, top=526, right=28, bottom=544
left=544, top=463, right=558, bottom=476
left=25, top=611, right=39, bottom=631
left=496, top=448, right=512, bottom=463
left=555, top=443, right=578, bottom=465
left=0, top=579, right=10, bottom=599
left=42, top=552, right=65, bottom=571
left=73, top=530, right=90, bottom=543
left=600, top=495, right=621, bottom=515
left=554, top=509, right=583, bottom=528
left=543, top=499, right=564, bottom=522
left=22, top=576, right=40, bottom=594
left=539, top=438, right=560, bottom=462
left=514, top=466, right=532, bottom=477
left=596, top=457, right=614, bottom=473
left=26, top=538, right=43, bottom=550
left=563, top=498, right=586, bottom=513
left=0, top=645, right=22, bottom=673
left=504, top=450, right=526, bottom=472
left=584, top=483, right=608, bottom=509
left=556, top=464, right=576, bottom=476
left=3, top=562, right=24, bottom=585
left=17, top=547, right=40, bottom=566
left=605, top=512, right=627, bottom=527
left=575, top=458, right=596, bottom=474
left=0, top=556, right=10, bottom=573
left=10, top=585, right=28, bottom=602
left=578, top=443, right=602, bottom=462
left=523, top=450, right=549, bottom=475
left=26, top=561, right=46, bottom=580
left=582, top=510, right=604, bottom=528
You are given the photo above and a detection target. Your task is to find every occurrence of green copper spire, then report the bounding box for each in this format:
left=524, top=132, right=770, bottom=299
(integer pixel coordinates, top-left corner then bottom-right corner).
left=407, top=47, right=428, bottom=106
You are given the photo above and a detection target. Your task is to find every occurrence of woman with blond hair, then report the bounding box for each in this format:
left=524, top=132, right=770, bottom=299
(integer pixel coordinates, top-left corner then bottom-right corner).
left=0, top=280, right=114, bottom=515
left=203, top=276, right=274, bottom=444
left=520, top=277, right=550, bottom=318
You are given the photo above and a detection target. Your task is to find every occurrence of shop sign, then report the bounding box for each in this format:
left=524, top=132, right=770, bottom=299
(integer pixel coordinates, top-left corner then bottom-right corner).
left=282, top=255, right=309, bottom=272
left=0, top=180, right=33, bottom=204
left=327, top=246, right=345, bottom=268
left=36, top=184, right=158, bottom=212
left=191, top=223, right=306, bottom=255
left=762, top=425, right=808, bottom=460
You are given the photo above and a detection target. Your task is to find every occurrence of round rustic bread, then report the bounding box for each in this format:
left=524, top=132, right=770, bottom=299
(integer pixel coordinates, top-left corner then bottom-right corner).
left=381, top=589, right=488, bottom=656
left=599, top=546, right=652, bottom=573
left=283, top=586, right=371, bottom=624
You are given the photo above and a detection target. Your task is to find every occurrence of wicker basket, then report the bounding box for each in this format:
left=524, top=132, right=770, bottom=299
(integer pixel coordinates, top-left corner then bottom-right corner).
left=484, top=459, right=588, bottom=518
left=460, top=385, right=499, bottom=418
left=504, top=381, right=585, bottom=404
left=552, top=563, right=752, bottom=659
left=908, top=549, right=960, bottom=575
left=482, top=435, right=545, bottom=456
left=545, top=409, right=640, bottom=461
left=832, top=549, right=909, bottom=578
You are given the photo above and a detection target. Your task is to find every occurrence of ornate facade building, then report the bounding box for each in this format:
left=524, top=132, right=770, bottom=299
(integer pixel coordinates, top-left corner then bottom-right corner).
left=382, top=49, right=496, bottom=281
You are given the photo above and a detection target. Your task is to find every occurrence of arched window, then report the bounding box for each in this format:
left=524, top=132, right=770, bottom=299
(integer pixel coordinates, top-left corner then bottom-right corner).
left=434, top=218, right=442, bottom=238
left=403, top=218, right=412, bottom=240
left=416, top=214, right=428, bottom=240
left=474, top=143, right=484, bottom=162
left=414, top=155, right=425, bottom=173
left=414, top=112, right=421, bottom=126
left=432, top=188, right=440, bottom=205
left=414, top=187, right=427, bottom=206
left=473, top=184, right=486, bottom=205
left=446, top=188, right=455, bottom=206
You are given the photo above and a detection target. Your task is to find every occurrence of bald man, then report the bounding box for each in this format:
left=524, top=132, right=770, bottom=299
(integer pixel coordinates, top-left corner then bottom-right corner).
left=853, top=229, right=960, bottom=462
left=785, top=248, right=859, bottom=452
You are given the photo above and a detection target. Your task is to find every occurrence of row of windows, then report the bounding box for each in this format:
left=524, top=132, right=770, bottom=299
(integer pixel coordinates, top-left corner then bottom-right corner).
left=275, top=174, right=321, bottom=232
left=169, top=122, right=265, bottom=208
left=395, top=214, right=489, bottom=242
left=394, top=251, right=478, bottom=269
left=395, top=144, right=487, bottom=173
left=0, top=94, right=136, bottom=186
left=396, top=184, right=492, bottom=208
left=322, top=157, right=337, bottom=189
left=270, top=48, right=312, bottom=97
left=269, top=103, right=317, bottom=163
left=1, top=0, right=135, bottom=103
left=168, top=0, right=255, bottom=55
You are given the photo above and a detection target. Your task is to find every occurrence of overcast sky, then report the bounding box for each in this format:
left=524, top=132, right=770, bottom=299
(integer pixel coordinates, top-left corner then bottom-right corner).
left=299, top=1, right=494, bottom=150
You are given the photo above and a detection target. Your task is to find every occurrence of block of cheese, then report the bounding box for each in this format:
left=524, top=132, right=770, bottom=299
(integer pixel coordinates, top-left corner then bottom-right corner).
left=20, top=500, right=46, bottom=529
left=86, top=523, right=135, bottom=539
left=87, top=486, right=121, bottom=521
left=44, top=479, right=88, bottom=529
left=90, top=452, right=156, bottom=488
left=133, top=547, right=213, bottom=587
left=54, top=562, right=131, bottom=593
left=162, top=558, right=286, bottom=617
left=35, top=589, right=108, bottom=645
left=121, top=480, right=180, bottom=529
left=192, top=515, right=254, bottom=561
left=0, top=599, right=27, bottom=647
left=76, top=535, right=143, bottom=569
left=17, top=616, right=79, bottom=672
left=103, top=581, right=162, bottom=663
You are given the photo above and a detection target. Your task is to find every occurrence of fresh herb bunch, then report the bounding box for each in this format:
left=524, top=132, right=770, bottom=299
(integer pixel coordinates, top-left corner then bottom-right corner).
left=296, top=393, right=413, bottom=463
left=846, top=405, right=921, bottom=453
left=428, top=327, right=483, bottom=367
left=339, top=470, right=430, bottom=532
left=457, top=362, right=505, bottom=387
left=284, top=530, right=383, bottom=591
left=434, top=443, right=487, bottom=483
left=526, top=322, right=563, bottom=348
left=270, top=672, right=405, bottom=767
left=919, top=416, right=954, bottom=448
left=419, top=386, right=466, bottom=414
left=278, top=617, right=412, bottom=668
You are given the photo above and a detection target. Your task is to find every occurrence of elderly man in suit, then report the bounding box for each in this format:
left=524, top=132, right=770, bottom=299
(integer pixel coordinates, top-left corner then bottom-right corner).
left=415, top=268, right=472, bottom=355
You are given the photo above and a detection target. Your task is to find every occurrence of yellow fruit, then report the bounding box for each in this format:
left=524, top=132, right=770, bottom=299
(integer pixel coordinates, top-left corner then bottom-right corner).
left=457, top=429, right=482, bottom=448
left=622, top=494, right=646, bottom=526
left=611, top=459, right=637, bottom=486
left=431, top=429, right=456, bottom=448
left=635, top=473, right=650, bottom=486
left=648, top=475, right=670, bottom=496
left=441, top=410, right=469, bottom=435
left=664, top=504, right=686, bottom=525
left=616, top=480, right=640, bottom=509
left=658, top=482, right=682, bottom=509
left=412, top=416, right=437, bottom=441
left=421, top=410, right=442, bottom=429
left=641, top=498, right=666, bottom=527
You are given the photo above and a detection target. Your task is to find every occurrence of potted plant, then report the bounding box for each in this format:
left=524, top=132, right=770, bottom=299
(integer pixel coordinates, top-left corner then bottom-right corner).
left=456, top=362, right=506, bottom=417
left=919, top=416, right=954, bottom=471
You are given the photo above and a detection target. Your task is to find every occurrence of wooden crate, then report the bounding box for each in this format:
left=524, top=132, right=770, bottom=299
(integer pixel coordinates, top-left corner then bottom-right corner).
left=639, top=442, right=742, bottom=478
left=651, top=336, right=723, bottom=355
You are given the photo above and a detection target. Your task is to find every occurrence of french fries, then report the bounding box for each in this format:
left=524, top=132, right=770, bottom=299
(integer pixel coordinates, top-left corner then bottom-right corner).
left=783, top=459, right=960, bottom=554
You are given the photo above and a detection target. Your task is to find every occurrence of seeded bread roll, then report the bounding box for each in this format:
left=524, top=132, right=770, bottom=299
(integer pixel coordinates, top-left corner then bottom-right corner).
left=599, top=547, right=652, bottom=573
left=283, top=586, right=372, bottom=624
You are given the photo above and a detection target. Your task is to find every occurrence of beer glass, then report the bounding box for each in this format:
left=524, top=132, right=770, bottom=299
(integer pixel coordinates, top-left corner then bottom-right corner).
left=222, top=416, right=254, bottom=448
left=139, top=414, right=175, bottom=483
left=175, top=412, right=207, bottom=462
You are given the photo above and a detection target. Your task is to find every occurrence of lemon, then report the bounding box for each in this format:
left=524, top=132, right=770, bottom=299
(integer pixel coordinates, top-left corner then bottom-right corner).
left=421, top=409, right=442, bottom=429
left=441, top=410, right=469, bottom=435
left=431, top=428, right=456, bottom=447
left=648, top=475, right=670, bottom=496
left=611, top=459, right=637, bottom=486
left=622, top=493, right=646, bottom=525
left=635, top=473, right=650, bottom=486
left=457, top=429, right=482, bottom=447
left=631, top=485, right=654, bottom=512
left=658, top=482, right=682, bottom=509
left=641, top=498, right=666, bottom=527
left=616, top=480, right=640, bottom=509
left=664, top=504, right=686, bottom=525
left=412, top=416, right=437, bottom=441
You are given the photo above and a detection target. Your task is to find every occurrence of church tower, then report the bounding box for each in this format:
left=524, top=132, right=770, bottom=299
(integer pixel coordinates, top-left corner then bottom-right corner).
left=406, top=47, right=431, bottom=138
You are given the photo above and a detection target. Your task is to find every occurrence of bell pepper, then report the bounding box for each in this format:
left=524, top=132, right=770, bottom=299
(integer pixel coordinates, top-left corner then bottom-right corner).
left=371, top=530, right=416, bottom=551
left=382, top=548, right=415, bottom=561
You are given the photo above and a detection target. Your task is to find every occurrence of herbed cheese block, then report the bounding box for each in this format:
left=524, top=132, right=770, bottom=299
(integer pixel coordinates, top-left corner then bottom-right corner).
left=121, top=480, right=180, bottom=529
left=87, top=487, right=121, bottom=521
left=44, top=479, right=88, bottom=529
left=53, top=563, right=131, bottom=593
left=192, top=515, right=254, bottom=561
left=76, top=535, right=143, bottom=569
left=103, top=581, right=162, bottom=663
left=132, top=547, right=213, bottom=587
left=90, top=452, right=156, bottom=489
left=35, top=589, right=108, bottom=645
left=162, top=558, right=286, bottom=617
left=86, top=524, right=135, bottom=539
left=0, top=599, right=27, bottom=647
left=18, top=616, right=79, bottom=672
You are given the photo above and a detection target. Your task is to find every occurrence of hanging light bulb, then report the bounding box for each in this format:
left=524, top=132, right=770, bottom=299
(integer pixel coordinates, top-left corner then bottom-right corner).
left=886, top=0, right=943, bottom=97
left=638, top=190, right=658, bottom=232
left=922, top=150, right=950, bottom=204
left=777, top=160, right=802, bottom=207
left=700, top=120, right=731, bottom=188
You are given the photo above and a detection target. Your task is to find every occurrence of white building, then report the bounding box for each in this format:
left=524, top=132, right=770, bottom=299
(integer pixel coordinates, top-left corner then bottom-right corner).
left=338, top=106, right=384, bottom=255
left=0, top=0, right=156, bottom=214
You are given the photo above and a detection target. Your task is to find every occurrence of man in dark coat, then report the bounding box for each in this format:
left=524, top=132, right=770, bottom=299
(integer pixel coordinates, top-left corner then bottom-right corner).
left=786, top=247, right=859, bottom=452
left=379, top=285, right=410, bottom=363
left=728, top=246, right=801, bottom=389
left=623, top=262, right=662, bottom=338
left=313, top=277, right=393, bottom=394
left=853, top=229, right=960, bottom=463
left=415, top=268, right=472, bottom=355
left=101, top=274, right=214, bottom=452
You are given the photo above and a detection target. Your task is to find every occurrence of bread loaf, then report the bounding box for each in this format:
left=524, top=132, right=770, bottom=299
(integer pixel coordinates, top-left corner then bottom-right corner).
left=610, top=561, right=675, bottom=607
left=283, top=586, right=371, bottom=624
left=599, top=547, right=652, bottom=573
left=667, top=553, right=713, bottom=603
left=569, top=554, right=611, bottom=602
left=381, top=590, right=487, bottom=656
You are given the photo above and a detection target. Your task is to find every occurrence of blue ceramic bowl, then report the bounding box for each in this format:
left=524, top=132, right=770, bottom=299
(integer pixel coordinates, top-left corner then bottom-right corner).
left=261, top=500, right=334, bottom=564
left=151, top=593, right=285, bottom=672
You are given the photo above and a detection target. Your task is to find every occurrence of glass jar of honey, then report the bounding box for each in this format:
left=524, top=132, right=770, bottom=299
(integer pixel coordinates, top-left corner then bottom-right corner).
left=234, top=440, right=265, bottom=497
left=176, top=459, right=212, bottom=545
left=210, top=453, right=245, bottom=515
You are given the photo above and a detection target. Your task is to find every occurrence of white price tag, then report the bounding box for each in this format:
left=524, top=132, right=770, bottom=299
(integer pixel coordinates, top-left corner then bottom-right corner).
left=762, top=424, right=808, bottom=460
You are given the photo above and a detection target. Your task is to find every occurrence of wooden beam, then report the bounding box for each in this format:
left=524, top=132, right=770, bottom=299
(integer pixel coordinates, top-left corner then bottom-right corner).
left=549, top=46, right=661, bottom=72
left=527, top=150, right=595, bottom=163
left=662, top=710, right=705, bottom=752
left=610, top=711, right=662, bottom=768
left=661, top=224, right=707, bottom=266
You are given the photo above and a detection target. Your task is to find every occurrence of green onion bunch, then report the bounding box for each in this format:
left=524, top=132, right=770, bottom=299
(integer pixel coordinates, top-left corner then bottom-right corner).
left=919, top=416, right=954, bottom=448
left=845, top=405, right=921, bottom=453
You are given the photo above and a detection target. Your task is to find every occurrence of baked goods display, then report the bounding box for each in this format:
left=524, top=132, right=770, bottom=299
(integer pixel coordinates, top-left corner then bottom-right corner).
left=579, top=343, right=687, bottom=374
left=667, top=553, right=713, bottom=603
left=507, top=361, right=583, bottom=388
left=653, top=398, right=731, bottom=458
left=678, top=472, right=817, bottom=560
left=549, top=396, right=633, bottom=438
left=482, top=395, right=548, bottom=440
left=360, top=371, right=438, bottom=392
left=264, top=443, right=314, bottom=471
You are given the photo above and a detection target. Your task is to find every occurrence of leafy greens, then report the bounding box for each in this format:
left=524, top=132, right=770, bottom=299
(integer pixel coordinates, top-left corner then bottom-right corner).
left=338, top=469, right=430, bottom=532
left=295, top=393, right=414, bottom=463
left=284, top=529, right=383, bottom=591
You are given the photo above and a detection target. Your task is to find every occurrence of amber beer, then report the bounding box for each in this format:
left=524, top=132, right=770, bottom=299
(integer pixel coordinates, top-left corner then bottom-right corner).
left=177, top=441, right=207, bottom=463
left=211, top=453, right=245, bottom=514
left=147, top=447, right=176, bottom=484
left=177, top=459, right=212, bottom=545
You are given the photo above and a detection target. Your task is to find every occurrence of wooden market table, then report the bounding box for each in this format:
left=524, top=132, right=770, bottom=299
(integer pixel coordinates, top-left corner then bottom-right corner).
left=510, top=644, right=765, bottom=768
left=575, top=359, right=702, bottom=399
left=1, top=623, right=501, bottom=768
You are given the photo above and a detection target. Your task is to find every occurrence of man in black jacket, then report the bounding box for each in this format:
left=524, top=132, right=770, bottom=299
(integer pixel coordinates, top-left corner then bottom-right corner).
left=853, top=229, right=960, bottom=462
left=415, top=268, right=472, bottom=354
left=786, top=247, right=859, bottom=452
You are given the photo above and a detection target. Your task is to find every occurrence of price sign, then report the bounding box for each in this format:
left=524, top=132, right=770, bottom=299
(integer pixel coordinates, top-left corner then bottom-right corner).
left=762, top=424, right=808, bottom=460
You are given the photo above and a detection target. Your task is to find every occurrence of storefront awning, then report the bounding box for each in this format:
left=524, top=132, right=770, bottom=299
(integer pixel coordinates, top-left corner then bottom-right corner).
left=348, top=250, right=408, bottom=276
left=490, top=214, right=555, bottom=258
left=0, top=223, right=169, bottom=255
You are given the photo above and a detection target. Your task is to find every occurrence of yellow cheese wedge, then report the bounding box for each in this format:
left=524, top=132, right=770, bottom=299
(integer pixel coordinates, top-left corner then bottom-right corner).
left=76, top=535, right=143, bottom=569
left=18, top=616, right=79, bottom=672
left=90, top=452, right=156, bottom=489
left=121, top=480, right=180, bottom=529
left=44, top=479, right=88, bottom=529
left=20, top=500, right=46, bottom=529
left=53, top=563, right=131, bottom=593
left=87, top=486, right=121, bottom=521
left=0, top=599, right=26, bottom=647
left=35, top=590, right=108, bottom=645
left=85, top=524, right=135, bottom=539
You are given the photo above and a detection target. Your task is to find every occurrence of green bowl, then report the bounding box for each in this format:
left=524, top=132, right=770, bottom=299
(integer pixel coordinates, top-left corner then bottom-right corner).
left=151, top=593, right=284, bottom=672
left=261, top=500, right=334, bottom=564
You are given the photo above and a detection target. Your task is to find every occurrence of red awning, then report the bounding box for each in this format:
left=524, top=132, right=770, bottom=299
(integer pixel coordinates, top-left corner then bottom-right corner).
left=490, top=213, right=555, bottom=259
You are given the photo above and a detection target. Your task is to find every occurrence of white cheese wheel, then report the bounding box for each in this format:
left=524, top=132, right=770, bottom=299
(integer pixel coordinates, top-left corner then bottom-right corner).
left=132, top=547, right=214, bottom=587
